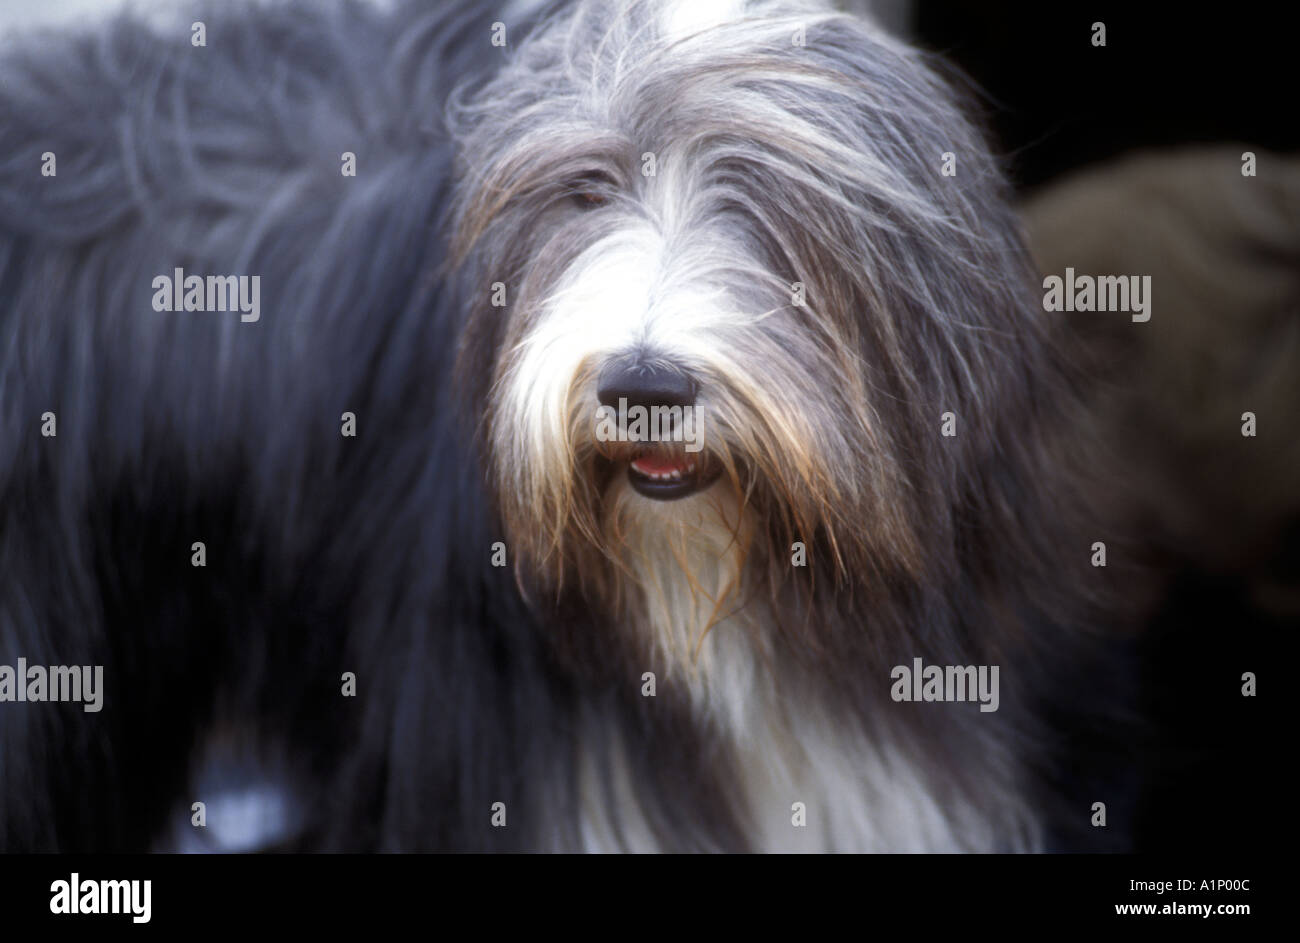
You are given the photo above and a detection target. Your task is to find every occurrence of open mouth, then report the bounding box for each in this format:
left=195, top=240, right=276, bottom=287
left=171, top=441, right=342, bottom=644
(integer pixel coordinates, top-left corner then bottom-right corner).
left=627, top=450, right=714, bottom=500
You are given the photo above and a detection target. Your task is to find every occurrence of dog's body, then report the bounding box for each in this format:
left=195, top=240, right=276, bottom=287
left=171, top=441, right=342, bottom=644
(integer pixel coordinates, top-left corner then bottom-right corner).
left=0, top=0, right=556, bottom=852
left=0, top=0, right=1143, bottom=852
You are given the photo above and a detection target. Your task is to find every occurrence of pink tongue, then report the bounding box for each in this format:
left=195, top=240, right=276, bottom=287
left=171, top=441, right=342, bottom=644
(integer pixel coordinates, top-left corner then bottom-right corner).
left=632, top=455, right=692, bottom=476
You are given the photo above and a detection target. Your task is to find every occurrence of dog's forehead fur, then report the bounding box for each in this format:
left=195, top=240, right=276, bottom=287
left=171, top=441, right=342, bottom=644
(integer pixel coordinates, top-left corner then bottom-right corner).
left=453, top=0, right=1035, bottom=353
left=456, top=1, right=983, bottom=236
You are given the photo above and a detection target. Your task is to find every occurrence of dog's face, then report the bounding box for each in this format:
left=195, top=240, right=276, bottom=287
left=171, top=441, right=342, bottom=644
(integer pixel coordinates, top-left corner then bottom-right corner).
left=453, top=0, right=1042, bottom=674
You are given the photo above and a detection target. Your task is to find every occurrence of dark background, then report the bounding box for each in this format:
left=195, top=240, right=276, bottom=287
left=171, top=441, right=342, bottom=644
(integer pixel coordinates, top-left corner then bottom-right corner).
left=914, top=2, right=1299, bottom=190
left=913, top=2, right=1291, bottom=853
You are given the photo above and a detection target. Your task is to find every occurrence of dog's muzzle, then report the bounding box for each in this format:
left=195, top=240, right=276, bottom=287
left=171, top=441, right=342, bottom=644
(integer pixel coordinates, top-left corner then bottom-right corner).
left=596, top=357, right=717, bottom=500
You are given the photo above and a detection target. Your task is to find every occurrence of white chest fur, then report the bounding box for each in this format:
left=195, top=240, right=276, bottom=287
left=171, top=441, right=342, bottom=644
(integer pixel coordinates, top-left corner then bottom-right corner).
left=576, top=484, right=1035, bottom=852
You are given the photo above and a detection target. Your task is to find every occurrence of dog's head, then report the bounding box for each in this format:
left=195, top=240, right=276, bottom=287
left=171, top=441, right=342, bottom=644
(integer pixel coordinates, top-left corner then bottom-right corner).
left=452, top=0, right=1046, bottom=673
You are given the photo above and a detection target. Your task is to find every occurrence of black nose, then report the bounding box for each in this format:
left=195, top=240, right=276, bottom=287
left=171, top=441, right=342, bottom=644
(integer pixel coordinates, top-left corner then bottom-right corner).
left=597, top=359, right=697, bottom=411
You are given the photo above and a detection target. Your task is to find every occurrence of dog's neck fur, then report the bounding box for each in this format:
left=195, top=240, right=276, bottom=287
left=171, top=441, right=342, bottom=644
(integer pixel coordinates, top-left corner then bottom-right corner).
left=587, top=484, right=1042, bottom=852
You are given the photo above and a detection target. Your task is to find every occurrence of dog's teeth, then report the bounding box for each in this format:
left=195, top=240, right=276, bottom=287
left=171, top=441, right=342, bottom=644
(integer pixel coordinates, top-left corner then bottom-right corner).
left=631, top=458, right=699, bottom=483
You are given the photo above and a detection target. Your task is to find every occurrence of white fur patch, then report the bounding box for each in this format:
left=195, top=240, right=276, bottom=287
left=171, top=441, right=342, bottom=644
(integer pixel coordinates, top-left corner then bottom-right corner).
left=730, top=686, right=1024, bottom=852
left=607, top=479, right=758, bottom=726
left=662, top=0, right=750, bottom=41
left=157, top=727, right=304, bottom=853
left=573, top=638, right=1033, bottom=852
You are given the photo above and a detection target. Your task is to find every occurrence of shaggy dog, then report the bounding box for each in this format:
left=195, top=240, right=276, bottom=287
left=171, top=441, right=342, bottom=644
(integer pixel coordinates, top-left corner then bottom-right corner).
left=448, top=0, right=1144, bottom=853
left=0, top=0, right=1140, bottom=852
